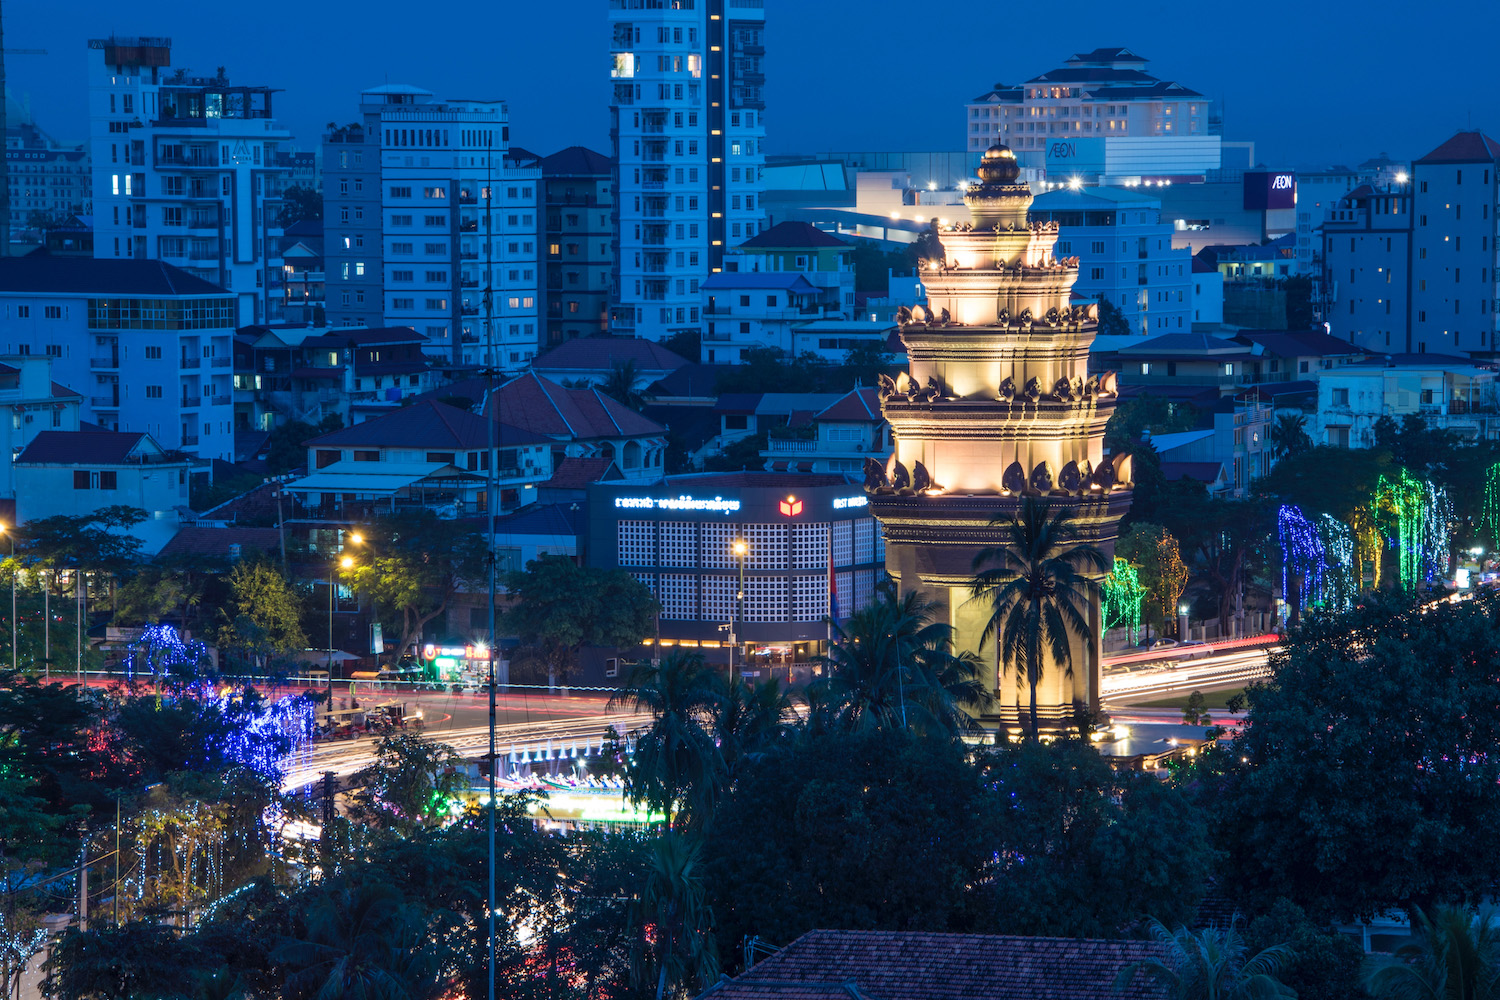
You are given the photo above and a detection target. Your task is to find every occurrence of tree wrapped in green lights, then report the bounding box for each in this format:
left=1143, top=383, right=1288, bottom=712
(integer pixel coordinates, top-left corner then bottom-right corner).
left=1102, top=558, right=1146, bottom=644
left=1482, top=461, right=1500, bottom=551
left=1372, top=470, right=1453, bottom=590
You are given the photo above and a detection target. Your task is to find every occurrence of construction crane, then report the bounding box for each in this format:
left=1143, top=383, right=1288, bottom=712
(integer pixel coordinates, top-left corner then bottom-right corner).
left=0, top=0, right=48, bottom=255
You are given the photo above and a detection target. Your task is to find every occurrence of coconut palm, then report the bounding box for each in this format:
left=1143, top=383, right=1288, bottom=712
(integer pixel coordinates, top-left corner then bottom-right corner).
left=600, top=360, right=653, bottom=412
left=1366, top=905, right=1500, bottom=1000
left=710, top=675, right=793, bottom=779
left=969, top=497, right=1109, bottom=739
left=611, top=652, right=723, bottom=830
left=1267, top=413, right=1313, bottom=460
left=1114, top=919, right=1296, bottom=1000
left=629, top=831, right=720, bottom=1000
left=812, top=582, right=988, bottom=736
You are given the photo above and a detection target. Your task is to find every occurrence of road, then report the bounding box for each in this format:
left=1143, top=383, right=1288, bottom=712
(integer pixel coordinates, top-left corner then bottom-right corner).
left=1101, top=639, right=1277, bottom=704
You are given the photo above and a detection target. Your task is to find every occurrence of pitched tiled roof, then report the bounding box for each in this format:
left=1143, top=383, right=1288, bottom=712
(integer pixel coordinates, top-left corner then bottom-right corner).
left=491, top=371, right=665, bottom=440
left=52, top=382, right=80, bottom=398
left=702, top=273, right=820, bottom=292
left=302, top=327, right=427, bottom=348
left=700, top=930, right=1169, bottom=1000
left=541, top=145, right=611, bottom=176
left=305, top=400, right=550, bottom=450
left=198, top=480, right=284, bottom=524
left=16, top=430, right=150, bottom=464
left=648, top=363, right=740, bottom=398
left=739, top=221, right=849, bottom=249
left=532, top=336, right=690, bottom=373
left=1235, top=330, right=1363, bottom=358
left=158, top=526, right=280, bottom=561
left=0, top=255, right=227, bottom=296
left=1415, top=130, right=1500, bottom=164
left=543, top=456, right=623, bottom=490
left=816, top=388, right=882, bottom=422
left=493, top=501, right=588, bottom=537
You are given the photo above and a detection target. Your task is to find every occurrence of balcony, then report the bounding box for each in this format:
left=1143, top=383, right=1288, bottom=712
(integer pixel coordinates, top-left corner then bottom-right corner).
left=179, top=398, right=200, bottom=410
left=460, top=278, right=479, bottom=288
left=460, top=250, right=479, bottom=260
left=461, top=305, right=480, bottom=316
left=181, top=434, right=200, bottom=447
left=180, top=357, right=201, bottom=369
left=458, top=191, right=476, bottom=204
left=765, top=438, right=820, bottom=454
left=459, top=220, right=478, bottom=233
left=211, top=356, right=232, bottom=368
left=90, top=396, right=120, bottom=409
left=89, top=357, right=118, bottom=370
left=210, top=395, right=231, bottom=406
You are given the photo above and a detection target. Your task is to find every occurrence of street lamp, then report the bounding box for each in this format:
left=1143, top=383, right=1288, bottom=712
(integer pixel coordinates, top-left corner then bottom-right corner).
left=0, top=524, right=12, bottom=672
left=330, top=555, right=354, bottom=698
left=731, top=538, right=748, bottom=682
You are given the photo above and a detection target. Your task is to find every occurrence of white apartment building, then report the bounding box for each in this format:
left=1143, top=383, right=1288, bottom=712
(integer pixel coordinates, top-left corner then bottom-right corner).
left=966, top=47, right=1220, bottom=181
left=1033, top=186, right=1191, bottom=336
left=0, top=257, right=236, bottom=461
left=0, top=356, right=84, bottom=498
left=324, top=86, right=542, bottom=368
left=87, top=36, right=291, bottom=326
left=609, top=0, right=768, bottom=341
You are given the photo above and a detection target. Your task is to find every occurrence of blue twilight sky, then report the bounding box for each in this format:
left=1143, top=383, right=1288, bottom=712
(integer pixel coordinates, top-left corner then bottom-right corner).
left=8, top=0, right=1498, bottom=171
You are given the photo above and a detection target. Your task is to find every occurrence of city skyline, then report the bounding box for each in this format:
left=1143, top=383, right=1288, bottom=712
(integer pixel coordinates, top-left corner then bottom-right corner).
left=6, top=0, right=1498, bottom=169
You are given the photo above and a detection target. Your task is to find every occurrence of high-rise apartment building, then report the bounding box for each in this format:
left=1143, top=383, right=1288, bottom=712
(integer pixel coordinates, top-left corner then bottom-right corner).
left=323, top=86, right=542, bottom=368
left=87, top=36, right=291, bottom=326
left=966, top=48, right=1220, bottom=181
left=8, top=119, right=91, bottom=227
left=542, top=146, right=613, bottom=345
left=1323, top=131, right=1499, bottom=355
left=609, top=0, right=767, bottom=341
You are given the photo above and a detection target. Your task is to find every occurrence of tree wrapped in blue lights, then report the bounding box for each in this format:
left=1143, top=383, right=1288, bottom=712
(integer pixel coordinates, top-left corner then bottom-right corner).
left=1102, top=557, right=1146, bottom=644
left=125, top=623, right=210, bottom=687
left=1317, top=514, right=1357, bottom=612
left=1278, top=505, right=1327, bottom=614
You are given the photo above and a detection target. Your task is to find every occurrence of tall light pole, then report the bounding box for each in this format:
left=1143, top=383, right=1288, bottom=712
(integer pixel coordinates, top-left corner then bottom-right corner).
left=330, top=555, right=353, bottom=700
left=0, top=524, right=13, bottom=672
left=731, top=538, right=747, bottom=683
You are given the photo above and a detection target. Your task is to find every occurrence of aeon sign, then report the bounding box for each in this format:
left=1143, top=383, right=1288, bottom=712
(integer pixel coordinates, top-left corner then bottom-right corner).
left=1043, top=137, right=1104, bottom=174
left=1243, top=170, right=1297, bottom=210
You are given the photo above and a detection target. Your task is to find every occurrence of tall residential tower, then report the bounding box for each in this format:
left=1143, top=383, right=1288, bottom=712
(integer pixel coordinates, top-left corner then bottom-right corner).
left=609, top=0, right=767, bottom=341
left=87, top=37, right=291, bottom=326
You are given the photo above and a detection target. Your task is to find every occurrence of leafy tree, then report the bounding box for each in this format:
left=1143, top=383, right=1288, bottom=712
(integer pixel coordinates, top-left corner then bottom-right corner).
left=660, top=330, right=701, bottom=364
left=703, top=729, right=1000, bottom=959
left=45, top=921, right=216, bottom=1000
left=841, top=341, right=894, bottom=389
left=354, top=733, right=467, bottom=837
left=710, top=675, right=792, bottom=782
left=812, top=583, right=988, bottom=737
left=713, top=347, right=827, bottom=395
left=277, top=185, right=323, bottom=227
left=19, top=506, right=147, bottom=576
left=264, top=413, right=343, bottom=477
left=1114, top=919, right=1296, bottom=1000
left=910, top=217, right=945, bottom=268
left=1209, top=594, right=1500, bottom=920
left=849, top=240, right=912, bottom=294
left=1181, top=691, right=1213, bottom=726
left=349, top=514, right=486, bottom=668
left=1366, top=905, right=1500, bottom=1000
left=1169, top=496, right=1273, bottom=634
left=1266, top=412, right=1313, bottom=460
left=1096, top=295, right=1134, bottom=337
left=610, top=652, right=722, bottom=830
left=217, top=561, right=307, bottom=671
left=1104, top=393, right=1200, bottom=454
left=1117, top=522, right=1189, bottom=641
left=702, top=430, right=767, bottom=472
left=503, top=553, right=657, bottom=687
left=1245, top=899, right=1366, bottom=1000
left=981, top=739, right=1216, bottom=937
left=1253, top=444, right=1391, bottom=524
left=970, top=498, right=1107, bottom=738
left=271, top=883, right=439, bottom=1000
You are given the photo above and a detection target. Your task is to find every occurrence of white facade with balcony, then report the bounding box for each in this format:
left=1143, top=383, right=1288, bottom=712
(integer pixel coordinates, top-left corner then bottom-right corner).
left=88, top=37, right=291, bottom=326
left=610, top=0, right=767, bottom=340
left=1314, top=361, right=1500, bottom=448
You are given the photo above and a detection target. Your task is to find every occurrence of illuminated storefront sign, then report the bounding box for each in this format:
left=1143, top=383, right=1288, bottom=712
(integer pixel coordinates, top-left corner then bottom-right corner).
left=779, top=496, right=803, bottom=517
left=614, top=494, right=742, bottom=514
left=833, top=495, right=869, bottom=510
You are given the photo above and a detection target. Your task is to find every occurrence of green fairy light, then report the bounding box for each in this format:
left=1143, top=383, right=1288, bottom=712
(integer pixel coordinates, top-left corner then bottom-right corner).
left=1102, top=557, right=1145, bottom=644
left=1483, top=462, right=1500, bottom=549
left=1372, top=469, right=1453, bottom=589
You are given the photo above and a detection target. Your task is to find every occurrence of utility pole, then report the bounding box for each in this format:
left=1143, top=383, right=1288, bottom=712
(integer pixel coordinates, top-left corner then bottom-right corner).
left=483, top=129, right=499, bottom=1000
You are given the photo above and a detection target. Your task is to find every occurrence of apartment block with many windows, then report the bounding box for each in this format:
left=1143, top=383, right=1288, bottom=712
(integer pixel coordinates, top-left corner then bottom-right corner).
left=609, top=0, right=767, bottom=341
left=323, top=86, right=542, bottom=369
left=542, top=146, right=613, bottom=345
left=87, top=36, right=291, bottom=326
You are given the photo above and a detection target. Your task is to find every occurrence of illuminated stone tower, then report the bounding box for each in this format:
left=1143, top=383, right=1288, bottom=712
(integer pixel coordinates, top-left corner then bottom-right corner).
left=866, top=145, right=1133, bottom=730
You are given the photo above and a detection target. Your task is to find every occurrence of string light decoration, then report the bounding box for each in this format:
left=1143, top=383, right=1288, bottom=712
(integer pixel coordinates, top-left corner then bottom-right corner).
left=1347, top=504, right=1383, bottom=591
left=1317, top=514, right=1357, bottom=611
left=1102, top=558, right=1146, bottom=644
left=124, top=624, right=209, bottom=684
left=1372, top=471, right=1453, bottom=589
left=1154, top=533, right=1190, bottom=637
left=1278, top=505, right=1327, bottom=610
left=1483, top=462, right=1500, bottom=550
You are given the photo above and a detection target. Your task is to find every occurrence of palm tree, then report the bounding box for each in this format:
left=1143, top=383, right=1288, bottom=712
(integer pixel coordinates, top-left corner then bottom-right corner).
left=1267, top=413, right=1312, bottom=460
left=629, top=831, right=720, bottom=1000
left=600, top=360, right=652, bottom=412
left=610, top=652, right=723, bottom=830
left=969, top=497, right=1109, bottom=739
left=710, top=675, right=793, bottom=780
left=1366, top=906, right=1500, bottom=1000
left=812, top=582, right=988, bottom=736
left=271, top=884, right=436, bottom=1000
left=1114, top=919, right=1296, bottom=1000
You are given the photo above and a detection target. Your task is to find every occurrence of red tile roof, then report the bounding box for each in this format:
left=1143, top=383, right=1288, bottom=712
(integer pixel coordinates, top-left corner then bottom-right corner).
left=701, top=930, right=1170, bottom=1000
left=739, top=221, right=850, bottom=249
left=158, top=526, right=280, bottom=561
left=816, top=388, right=882, bottom=422
left=198, top=480, right=283, bottom=524
left=306, top=399, right=550, bottom=450
left=491, top=371, right=665, bottom=441
left=16, top=430, right=151, bottom=465
left=1415, top=130, right=1500, bottom=164
left=543, top=456, right=623, bottom=490
left=532, top=336, right=691, bottom=373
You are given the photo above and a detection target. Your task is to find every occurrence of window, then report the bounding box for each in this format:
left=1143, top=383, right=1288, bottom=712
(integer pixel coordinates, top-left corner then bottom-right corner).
left=425, top=270, right=447, bottom=282
left=99, top=471, right=117, bottom=490
left=1332, top=388, right=1349, bottom=405
left=73, top=471, right=89, bottom=490
left=44, top=306, right=62, bottom=319
left=15, top=306, right=26, bottom=318
left=660, top=522, right=697, bottom=568
left=392, top=242, right=414, bottom=254
left=145, top=346, right=162, bottom=359
left=390, top=186, right=412, bottom=198
left=659, top=574, right=697, bottom=620
left=424, top=187, right=446, bottom=199
left=392, top=214, right=413, bottom=226
left=391, top=270, right=414, bottom=282
left=424, top=215, right=445, bottom=227
left=145, top=385, right=163, bottom=398
left=618, top=521, right=654, bottom=566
